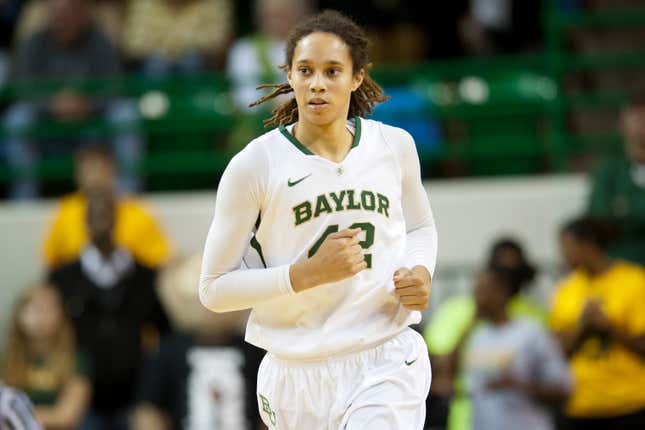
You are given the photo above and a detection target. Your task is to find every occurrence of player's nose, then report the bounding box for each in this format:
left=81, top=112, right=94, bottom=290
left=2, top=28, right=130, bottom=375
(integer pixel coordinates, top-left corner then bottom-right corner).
left=309, top=72, right=326, bottom=92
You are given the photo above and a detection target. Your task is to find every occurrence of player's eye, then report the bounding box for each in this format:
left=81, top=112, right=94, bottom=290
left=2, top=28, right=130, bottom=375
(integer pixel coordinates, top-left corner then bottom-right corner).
left=298, top=67, right=310, bottom=74
left=327, top=68, right=340, bottom=76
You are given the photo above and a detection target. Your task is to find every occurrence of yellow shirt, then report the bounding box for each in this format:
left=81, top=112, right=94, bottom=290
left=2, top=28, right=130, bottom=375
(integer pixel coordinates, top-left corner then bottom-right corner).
left=550, top=261, right=645, bottom=418
left=43, top=193, right=172, bottom=269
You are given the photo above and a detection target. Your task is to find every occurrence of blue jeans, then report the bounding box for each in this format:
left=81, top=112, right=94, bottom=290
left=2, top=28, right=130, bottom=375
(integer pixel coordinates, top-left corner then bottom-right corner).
left=2, top=99, right=143, bottom=200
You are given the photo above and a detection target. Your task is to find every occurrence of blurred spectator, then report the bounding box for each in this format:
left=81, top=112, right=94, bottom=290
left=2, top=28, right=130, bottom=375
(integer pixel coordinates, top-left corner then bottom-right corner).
left=228, top=0, right=312, bottom=111
left=319, top=0, right=431, bottom=62
left=121, top=0, right=233, bottom=75
left=2, top=0, right=142, bottom=200
left=133, top=253, right=265, bottom=430
left=424, top=237, right=546, bottom=430
left=459, top=0, right=542, bottom=56
left=455, top=265, right=571, bottom=430
left=1, top=284, right=91, bottom=430
left=0, top=0, right=23, bottom=87
left=226, top=0, right=311, bottom=153
left=49, top=189, right=170, bottom=430
left=0, top=0, right=23, bottom=48
left=13, top=0, right=125, bottom=48
left=0, top=383, right=43, bottom=430
left=425, top=238, right=546, bottom=356
left=43, top=145, right=171, bottom=270
left=92, top=1, right=127, bottom=49
left=550, top=217, right=645, bottom=429
left=587, top=96, right=645, bottom=266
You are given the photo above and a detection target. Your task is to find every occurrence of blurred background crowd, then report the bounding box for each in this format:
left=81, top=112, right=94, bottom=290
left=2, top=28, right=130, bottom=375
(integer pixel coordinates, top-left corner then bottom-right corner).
left=1, top=0, right=645, bottom=430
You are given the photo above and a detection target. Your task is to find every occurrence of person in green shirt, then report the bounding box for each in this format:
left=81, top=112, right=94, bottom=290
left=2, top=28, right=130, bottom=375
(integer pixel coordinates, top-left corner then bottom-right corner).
left=588, top=96, right=645, bottom=266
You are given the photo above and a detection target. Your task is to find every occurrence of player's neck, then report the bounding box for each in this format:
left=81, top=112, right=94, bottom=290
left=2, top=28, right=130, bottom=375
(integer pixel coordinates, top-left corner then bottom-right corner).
left=293, top=116, right=353, bottom=163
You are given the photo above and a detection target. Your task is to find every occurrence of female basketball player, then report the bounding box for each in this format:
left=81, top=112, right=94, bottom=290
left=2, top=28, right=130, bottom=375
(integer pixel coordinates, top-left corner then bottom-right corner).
left=200, top=10, right=437, bottom=429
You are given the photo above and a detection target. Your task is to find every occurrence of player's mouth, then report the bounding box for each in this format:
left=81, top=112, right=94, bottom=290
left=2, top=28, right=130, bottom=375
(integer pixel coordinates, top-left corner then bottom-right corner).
left=308, top=98, right=329, bottom=110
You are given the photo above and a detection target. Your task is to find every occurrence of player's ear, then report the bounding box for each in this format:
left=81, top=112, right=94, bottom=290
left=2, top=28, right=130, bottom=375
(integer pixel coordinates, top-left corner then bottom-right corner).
left=351, top=68, right=365, bottom=92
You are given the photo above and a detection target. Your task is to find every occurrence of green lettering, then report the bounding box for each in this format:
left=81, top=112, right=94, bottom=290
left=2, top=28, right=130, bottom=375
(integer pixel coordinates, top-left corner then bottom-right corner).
left=293, top=201, right=312, bottom=226
left=377, top=193, right=390, bottom=217
left=259, top=394, right=276, bottom=425
left=346, top=190, right=361, bottom=210
left=361, top=191, right=376, bottom=211
left=314, top=194, right=333, bottom=218
left=329, top=191, right=346, bottom=211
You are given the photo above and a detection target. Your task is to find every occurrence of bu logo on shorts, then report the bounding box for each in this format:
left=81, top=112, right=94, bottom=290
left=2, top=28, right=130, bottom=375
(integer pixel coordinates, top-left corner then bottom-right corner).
left=259, top=394, right=277, bottom=425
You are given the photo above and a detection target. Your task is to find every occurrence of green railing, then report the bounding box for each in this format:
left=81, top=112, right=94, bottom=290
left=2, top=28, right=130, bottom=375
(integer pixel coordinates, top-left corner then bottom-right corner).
left=1, top=2, right=644, bottom=191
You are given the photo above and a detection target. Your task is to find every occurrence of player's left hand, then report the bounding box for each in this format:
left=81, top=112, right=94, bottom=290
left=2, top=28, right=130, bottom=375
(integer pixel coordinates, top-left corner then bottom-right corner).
left=393, top=266, right=431, bottom=311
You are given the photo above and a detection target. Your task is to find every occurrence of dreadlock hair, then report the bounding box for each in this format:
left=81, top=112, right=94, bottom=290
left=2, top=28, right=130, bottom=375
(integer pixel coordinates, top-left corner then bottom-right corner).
left=249, top=10, right=389, bottom=128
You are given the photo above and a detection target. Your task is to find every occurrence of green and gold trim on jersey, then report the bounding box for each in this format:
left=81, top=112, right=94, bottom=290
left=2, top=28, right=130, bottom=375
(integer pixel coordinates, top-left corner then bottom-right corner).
left=278, top=116, right=362, bottom=155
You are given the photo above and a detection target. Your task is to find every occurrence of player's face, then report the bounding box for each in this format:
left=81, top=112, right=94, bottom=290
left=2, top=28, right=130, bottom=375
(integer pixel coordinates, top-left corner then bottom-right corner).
left=288, top=32, right=364, bottom=127
left=622, top=107, right=645, bottom=164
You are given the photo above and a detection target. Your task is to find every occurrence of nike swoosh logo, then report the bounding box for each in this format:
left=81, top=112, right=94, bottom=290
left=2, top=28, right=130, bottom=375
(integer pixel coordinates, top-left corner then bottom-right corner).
left=287, top=173, right=312, bottom=187
left=405, top=359, right=417, bottom=366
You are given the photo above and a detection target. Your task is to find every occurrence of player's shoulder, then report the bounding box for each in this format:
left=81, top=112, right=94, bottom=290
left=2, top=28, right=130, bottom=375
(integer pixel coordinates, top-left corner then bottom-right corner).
left=364, top=118, right=415, bottom=145
left=363, top=119, right=418, bottom=167
left=364, top=118, right=416, bottom=159
left=227, top=128, right=282, bottom=171
left=238, top=127, right=284, bottom=156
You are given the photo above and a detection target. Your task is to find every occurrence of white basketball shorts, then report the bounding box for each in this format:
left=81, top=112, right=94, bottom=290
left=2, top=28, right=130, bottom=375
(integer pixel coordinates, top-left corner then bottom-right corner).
left=256, top=328, right=432, bottom=429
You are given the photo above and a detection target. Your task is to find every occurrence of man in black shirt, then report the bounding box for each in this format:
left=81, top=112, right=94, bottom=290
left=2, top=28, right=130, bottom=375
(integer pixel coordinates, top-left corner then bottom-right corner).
left=49, top=189, right=170, bottom=430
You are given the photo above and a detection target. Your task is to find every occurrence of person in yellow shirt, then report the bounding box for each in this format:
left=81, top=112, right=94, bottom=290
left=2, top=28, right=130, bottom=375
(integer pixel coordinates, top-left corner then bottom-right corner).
left=551, top=217, right=645, bottom=430
left=43, top=146, right=171, bottom=269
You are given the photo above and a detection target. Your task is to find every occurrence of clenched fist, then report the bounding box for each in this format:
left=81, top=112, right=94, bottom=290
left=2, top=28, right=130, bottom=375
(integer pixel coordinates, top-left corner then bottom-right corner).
left=393, top=266, right=431, bottom=311
left=290, top=228, right=368, bottom=292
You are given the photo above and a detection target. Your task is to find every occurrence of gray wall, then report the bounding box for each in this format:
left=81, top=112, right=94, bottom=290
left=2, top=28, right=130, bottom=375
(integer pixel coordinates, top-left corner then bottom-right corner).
left=0, top=174, right=588, bottom=350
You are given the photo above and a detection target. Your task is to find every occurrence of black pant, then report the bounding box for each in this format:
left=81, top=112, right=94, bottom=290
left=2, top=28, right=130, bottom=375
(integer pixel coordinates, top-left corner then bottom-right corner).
left=562, top=409, right=645, bottom=430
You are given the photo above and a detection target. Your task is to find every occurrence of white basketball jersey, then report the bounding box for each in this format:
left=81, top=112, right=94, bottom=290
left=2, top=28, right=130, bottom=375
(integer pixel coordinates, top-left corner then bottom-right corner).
left=243, top=117, right=421, bottom=359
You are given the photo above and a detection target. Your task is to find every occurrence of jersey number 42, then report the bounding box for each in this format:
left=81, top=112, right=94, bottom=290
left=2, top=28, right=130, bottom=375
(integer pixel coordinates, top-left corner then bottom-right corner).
left=308, top=223, right=375, bottom=268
